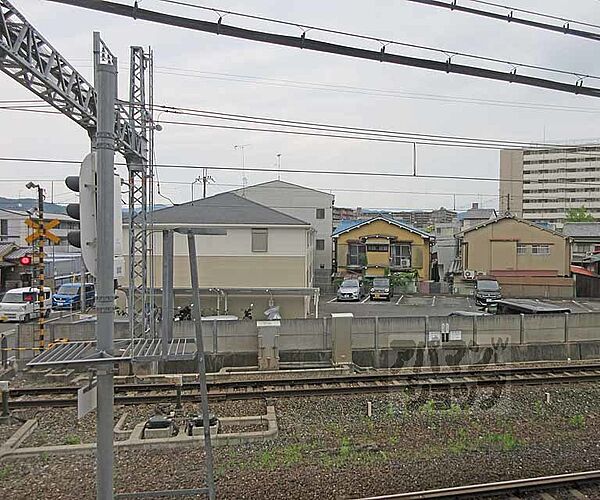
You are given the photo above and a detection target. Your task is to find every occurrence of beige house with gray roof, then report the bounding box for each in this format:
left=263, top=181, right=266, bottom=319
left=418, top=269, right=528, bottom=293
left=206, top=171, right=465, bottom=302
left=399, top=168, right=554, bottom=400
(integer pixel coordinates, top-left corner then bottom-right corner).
left=123, top=192, right=318, bottom=318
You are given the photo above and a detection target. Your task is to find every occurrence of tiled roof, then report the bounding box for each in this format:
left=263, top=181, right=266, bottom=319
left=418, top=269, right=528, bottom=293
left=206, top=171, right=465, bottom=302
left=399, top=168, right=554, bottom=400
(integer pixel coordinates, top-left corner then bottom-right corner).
left=151, top=192, right=309, bottom=226
left=4, top=247, right=30, bottom=260
left=562, top=223, right=600, bottom=238
left=332, top=214, right=432, bottom=239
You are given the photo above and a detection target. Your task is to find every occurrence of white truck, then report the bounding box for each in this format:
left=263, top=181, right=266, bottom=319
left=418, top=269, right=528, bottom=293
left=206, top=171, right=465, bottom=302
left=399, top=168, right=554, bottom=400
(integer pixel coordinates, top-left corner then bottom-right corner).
left=0, top=287, right=52, bottom=322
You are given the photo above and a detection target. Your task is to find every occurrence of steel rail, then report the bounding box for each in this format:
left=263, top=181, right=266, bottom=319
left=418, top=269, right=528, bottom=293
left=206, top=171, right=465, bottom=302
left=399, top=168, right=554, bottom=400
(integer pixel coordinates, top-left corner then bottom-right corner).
left=10, top=362, right=600, bottom=397
left=9, top=365, right=600, bottom=408
left=357, top=469, right=600, bottom=499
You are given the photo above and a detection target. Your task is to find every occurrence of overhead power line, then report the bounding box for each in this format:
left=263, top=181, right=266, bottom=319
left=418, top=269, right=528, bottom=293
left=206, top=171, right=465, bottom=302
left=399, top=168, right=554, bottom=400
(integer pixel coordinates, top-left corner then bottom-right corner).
left=47, top=0, right=600, bottom=98
left=149, top=103, right=571, bottom=149
left=70, top=61, right=600, bottom=114
left=403, top=0, right=600, bottom=42
left=0, top=102, right=585, bottom=151
left=2, top=155, right=600, bottom=187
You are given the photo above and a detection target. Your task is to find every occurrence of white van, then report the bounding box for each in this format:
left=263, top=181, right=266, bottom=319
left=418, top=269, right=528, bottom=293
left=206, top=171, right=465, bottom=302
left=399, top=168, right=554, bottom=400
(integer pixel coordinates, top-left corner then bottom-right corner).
left=0, top=287, right=52, bottom=322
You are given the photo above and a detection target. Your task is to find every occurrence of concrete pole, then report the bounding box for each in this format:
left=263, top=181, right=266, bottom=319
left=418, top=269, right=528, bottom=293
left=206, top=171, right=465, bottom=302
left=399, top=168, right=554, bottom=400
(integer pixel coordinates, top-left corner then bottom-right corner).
left=80, top=256, right=86, bottom=313
left=95, top=60, right=116, bottom=500
left=187, top=234, right=216, bottom=500
left=161, top=229, right=174, bottom=354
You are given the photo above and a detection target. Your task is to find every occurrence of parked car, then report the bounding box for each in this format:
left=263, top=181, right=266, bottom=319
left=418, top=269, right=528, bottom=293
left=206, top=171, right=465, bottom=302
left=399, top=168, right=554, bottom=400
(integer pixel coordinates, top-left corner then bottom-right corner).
left=337, top=279, right=364, bottom=302
left=474, top=277, right=502, bottom=306
left=52, top=283, right=95, bottom=310
left=0, top=286, right=52, bottom=322
left=369, top=278, right=393, bottom=301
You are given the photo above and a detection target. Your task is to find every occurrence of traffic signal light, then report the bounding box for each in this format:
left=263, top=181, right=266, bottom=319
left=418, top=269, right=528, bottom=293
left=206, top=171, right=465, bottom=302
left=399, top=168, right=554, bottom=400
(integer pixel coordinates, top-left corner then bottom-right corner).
left=19, top=255, right=32, bottom=266
left=66, top=153, right=97, bottom=275
left=65, top=153, right=124, bottom=277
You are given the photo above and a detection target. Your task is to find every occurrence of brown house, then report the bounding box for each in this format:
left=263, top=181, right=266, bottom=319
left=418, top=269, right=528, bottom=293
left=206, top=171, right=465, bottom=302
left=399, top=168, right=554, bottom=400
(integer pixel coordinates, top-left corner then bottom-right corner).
left=456, top=215, right=573, bottom=298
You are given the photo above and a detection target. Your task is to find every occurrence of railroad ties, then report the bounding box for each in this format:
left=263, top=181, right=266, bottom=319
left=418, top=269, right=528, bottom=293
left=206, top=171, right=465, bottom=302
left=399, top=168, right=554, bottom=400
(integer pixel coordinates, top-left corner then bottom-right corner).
left=8, top=362, right=600, bottom=409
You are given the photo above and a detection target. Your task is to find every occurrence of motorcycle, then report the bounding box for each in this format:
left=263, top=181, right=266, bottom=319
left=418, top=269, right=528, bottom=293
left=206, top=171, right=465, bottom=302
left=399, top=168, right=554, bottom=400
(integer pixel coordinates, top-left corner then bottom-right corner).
left=174, top=304, right=192, bottom=321
left=243, top=303, right=254, bottom=320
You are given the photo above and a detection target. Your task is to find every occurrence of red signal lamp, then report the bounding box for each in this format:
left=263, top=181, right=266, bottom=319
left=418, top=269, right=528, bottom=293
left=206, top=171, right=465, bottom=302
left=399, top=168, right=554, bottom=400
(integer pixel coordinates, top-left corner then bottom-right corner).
left=19, top=255, right=32, bottom=266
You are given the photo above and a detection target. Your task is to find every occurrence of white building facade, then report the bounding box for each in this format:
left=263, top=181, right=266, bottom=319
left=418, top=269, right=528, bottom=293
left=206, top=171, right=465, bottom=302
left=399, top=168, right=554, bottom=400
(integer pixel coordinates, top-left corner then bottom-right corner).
left=233, top=180, right=335, bottom=281
left=500, top=146, right=600, bottom=228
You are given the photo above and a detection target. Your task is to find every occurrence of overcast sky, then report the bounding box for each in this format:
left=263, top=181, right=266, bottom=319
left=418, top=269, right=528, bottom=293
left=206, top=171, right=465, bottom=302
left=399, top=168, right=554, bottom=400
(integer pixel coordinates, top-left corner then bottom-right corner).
left=2, top=0, right=600, bottom=212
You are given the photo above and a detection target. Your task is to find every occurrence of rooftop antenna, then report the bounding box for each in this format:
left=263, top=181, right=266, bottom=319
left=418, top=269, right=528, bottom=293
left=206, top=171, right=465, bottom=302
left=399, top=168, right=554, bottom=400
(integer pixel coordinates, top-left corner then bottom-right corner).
left=234, top=144, right=250, bottom=196
left=276, top=153, right=282, bottom=181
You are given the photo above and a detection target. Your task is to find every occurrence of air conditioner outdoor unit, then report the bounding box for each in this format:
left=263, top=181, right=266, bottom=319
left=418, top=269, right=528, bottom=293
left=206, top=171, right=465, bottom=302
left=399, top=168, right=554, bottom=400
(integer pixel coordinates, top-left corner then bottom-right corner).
left=463, top=269, right=476, bottom=280
left=399, top=258, right=411, bottom=268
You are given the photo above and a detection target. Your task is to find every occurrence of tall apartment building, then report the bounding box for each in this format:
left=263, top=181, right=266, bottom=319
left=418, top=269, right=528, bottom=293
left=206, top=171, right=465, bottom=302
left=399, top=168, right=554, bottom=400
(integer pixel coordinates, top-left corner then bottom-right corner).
left=500, top=145, right=600, bottom=228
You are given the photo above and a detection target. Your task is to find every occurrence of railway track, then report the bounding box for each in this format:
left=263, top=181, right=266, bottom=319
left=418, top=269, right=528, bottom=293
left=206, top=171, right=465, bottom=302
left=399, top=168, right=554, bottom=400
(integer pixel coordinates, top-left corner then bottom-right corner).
left=357, top=469, right=600, bottom=499
left=8, top=363, right=600, bottom=408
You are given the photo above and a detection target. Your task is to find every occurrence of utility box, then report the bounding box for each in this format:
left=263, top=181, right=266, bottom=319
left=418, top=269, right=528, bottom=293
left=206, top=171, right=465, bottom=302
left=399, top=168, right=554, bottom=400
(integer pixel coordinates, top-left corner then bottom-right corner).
left=331, top=313, right=353, bottom=365
left=185, top=414, right=220, bottom=437
left=143, top=415, right=176, bottom=439
left=257, top=320, right=280, bottom=370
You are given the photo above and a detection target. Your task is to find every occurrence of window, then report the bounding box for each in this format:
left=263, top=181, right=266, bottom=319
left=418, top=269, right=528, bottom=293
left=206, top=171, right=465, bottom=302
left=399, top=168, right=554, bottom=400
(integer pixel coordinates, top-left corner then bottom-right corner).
left=517, top=243, right=528, bottom=255
left=391, top=244, right=411, bottom=267
left=347, top=243, right=366, bottom=266
left=251, top=228, right=268, bottom=252
left=0, top=219, right=7, bottom=235
left=531, top=244, right=550, bottom=255
left=316, top=208, right=325, bottom=220
left=574, top=243, right=592, bottom=253
left=366, top=244, right=388, bottom=252
left=316, top=239, right=325, bottom=251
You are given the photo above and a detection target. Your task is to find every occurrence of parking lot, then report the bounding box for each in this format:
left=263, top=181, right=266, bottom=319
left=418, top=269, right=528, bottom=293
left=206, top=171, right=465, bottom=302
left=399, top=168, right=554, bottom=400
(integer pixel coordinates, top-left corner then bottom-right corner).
left=320, top=294, right=600, bottom=317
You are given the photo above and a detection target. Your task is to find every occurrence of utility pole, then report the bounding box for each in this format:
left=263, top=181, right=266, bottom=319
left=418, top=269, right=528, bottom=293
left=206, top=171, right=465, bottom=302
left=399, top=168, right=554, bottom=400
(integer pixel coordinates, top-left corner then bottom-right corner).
left=202, top=168, right=214, bottom=199
left=26, top=182, right=45, bottom=350
left=95, top=54, right=117, bottom=500
left=191, top=175, right=201, bottom=200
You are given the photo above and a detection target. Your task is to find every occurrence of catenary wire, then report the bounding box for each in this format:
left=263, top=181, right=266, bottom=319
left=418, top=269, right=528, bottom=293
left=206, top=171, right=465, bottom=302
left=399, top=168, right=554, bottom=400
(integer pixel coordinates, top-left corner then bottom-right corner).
left=46, top=0, right=600, bottom=98
left=67, top=62, right=600, bottom=114
left=153, top=0, right=600, bottom=81
left=0, top=104, right=585, bottom=151
left=3, top=155, right=600, bottom=187
left=403, top=0, right=600, bottom=42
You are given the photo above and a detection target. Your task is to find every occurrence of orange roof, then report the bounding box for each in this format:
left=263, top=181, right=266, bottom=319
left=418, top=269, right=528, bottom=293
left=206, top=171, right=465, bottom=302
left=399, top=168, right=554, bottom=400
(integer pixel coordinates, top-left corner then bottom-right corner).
left=571, top=265, right=599, bottom=278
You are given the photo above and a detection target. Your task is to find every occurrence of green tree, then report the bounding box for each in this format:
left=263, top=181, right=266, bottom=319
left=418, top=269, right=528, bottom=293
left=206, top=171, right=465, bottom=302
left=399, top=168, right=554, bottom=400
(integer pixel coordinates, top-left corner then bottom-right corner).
left=566, top=206, right=595, bottom=222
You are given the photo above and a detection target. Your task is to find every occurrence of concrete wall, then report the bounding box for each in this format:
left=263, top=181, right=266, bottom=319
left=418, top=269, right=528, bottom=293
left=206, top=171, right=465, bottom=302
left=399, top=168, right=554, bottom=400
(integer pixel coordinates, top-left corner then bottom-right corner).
left=567, top=312, right=600, bottom=341
left=351, top=317, right=377, bottom=349
left=476, top=314, right=521, bottom=345
left=523, top=313, right=566, bottom=343
left=278, top=319, right=327, bottom=351
left=381, top=316, right=426, bottom=347
left=29, top=312, right=600, bottom=363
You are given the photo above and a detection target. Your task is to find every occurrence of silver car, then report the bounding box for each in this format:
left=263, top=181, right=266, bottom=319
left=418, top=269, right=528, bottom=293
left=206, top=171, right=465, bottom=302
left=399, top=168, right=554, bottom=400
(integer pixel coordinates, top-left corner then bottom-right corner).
left=337, top=279, right=362, bottom=302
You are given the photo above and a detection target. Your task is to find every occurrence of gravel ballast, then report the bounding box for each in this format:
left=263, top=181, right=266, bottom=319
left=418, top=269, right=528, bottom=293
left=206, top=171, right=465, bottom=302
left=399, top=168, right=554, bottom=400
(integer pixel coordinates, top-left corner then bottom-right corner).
left=3, top=383, right=600, bottom=498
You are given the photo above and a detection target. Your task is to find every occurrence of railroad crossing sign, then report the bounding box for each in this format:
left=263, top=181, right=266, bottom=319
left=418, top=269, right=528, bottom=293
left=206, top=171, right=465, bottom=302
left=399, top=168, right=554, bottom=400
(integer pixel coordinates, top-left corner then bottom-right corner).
left=24, top=218, right=61, bottom=244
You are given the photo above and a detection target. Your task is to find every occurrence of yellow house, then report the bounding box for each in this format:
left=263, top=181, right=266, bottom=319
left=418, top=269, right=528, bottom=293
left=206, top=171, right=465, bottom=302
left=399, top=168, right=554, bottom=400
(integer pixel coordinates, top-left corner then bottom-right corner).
left=333, top=216, right=433, bottom=280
